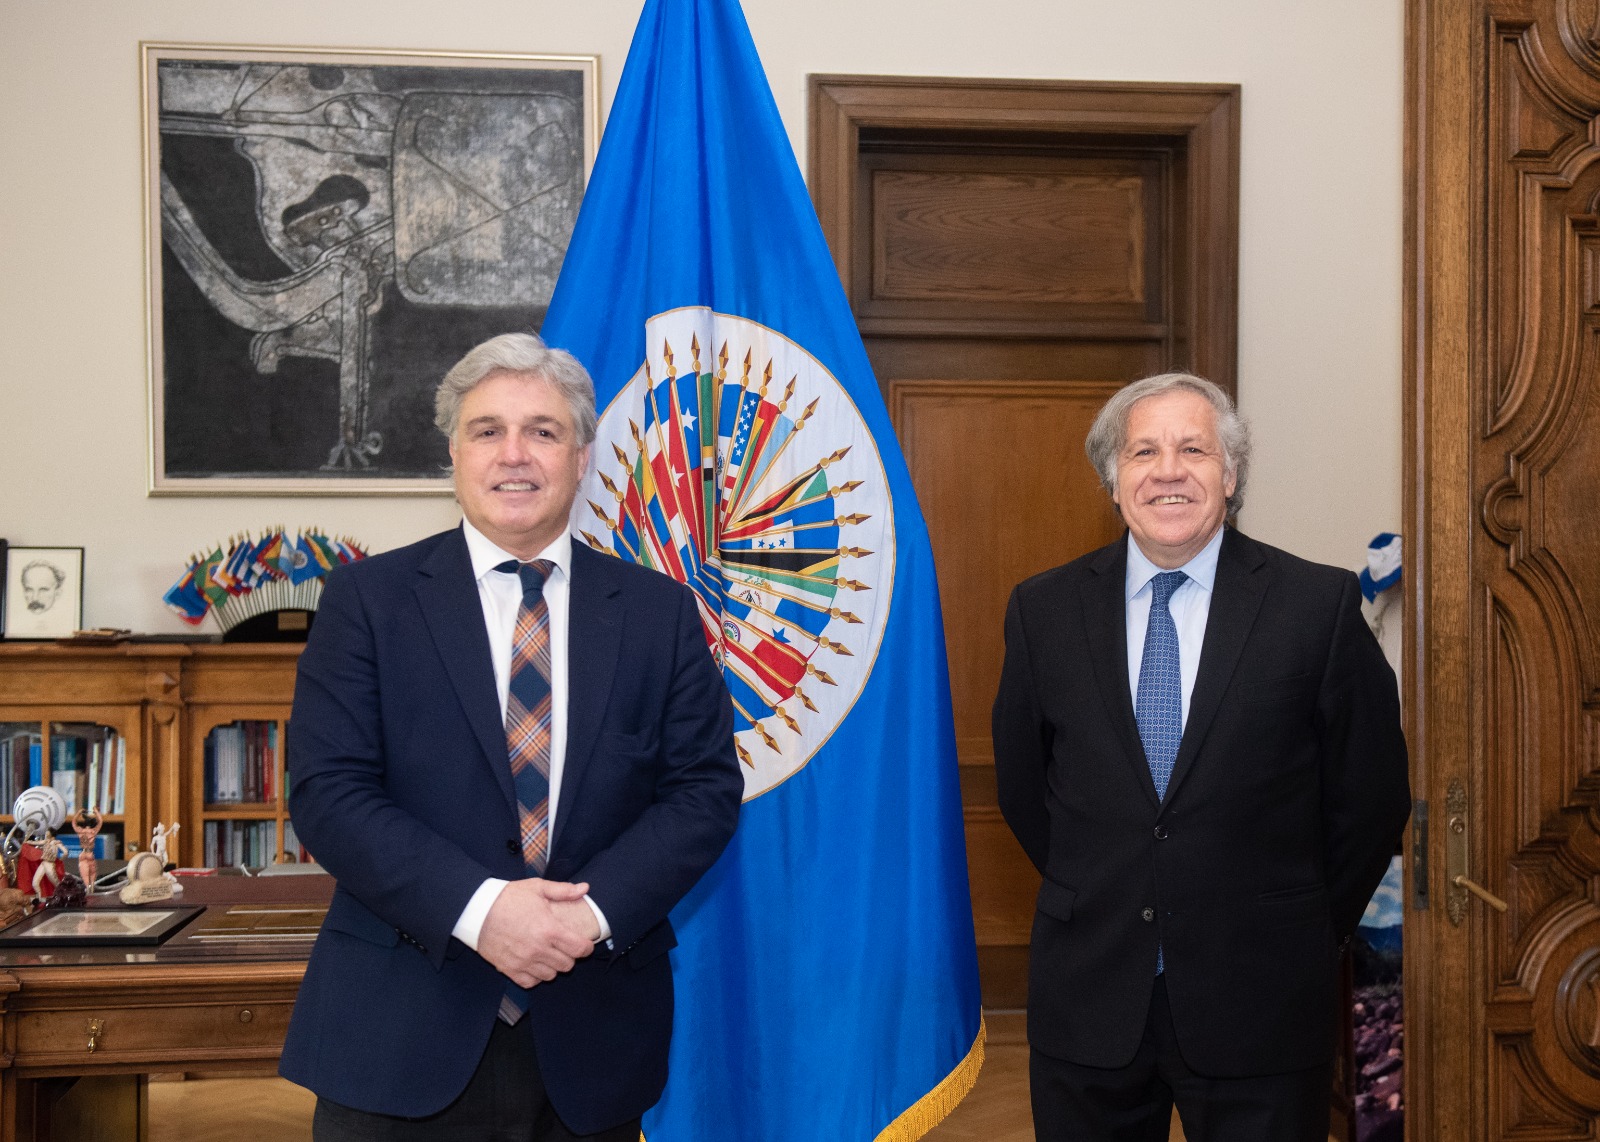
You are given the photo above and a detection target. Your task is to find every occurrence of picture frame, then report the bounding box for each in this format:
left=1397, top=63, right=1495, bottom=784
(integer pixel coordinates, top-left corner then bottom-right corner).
left=2, top=547, right=84, bottom=640
left=141, top=42, right=600, bottom=495
left=0, top=905, right=203, bottom=948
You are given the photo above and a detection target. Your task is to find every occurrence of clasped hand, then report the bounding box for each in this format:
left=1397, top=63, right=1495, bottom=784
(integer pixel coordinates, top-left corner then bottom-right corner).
left=479, top=878, right=601, bottom=989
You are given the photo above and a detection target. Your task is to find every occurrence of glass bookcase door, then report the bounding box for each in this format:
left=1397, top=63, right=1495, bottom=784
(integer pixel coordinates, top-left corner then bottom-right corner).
left=48, top=722, right=127, bottom=815
left=200, top=718, right=289, bottom=868
left=0, top=720, right=128, bottom=862
left=0, top=723, right=43, bottom=810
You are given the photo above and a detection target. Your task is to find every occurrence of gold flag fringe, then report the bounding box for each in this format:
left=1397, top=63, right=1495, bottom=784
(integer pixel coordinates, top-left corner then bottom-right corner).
left=872, top=1018, right=987, bottom=1142
left=638, top=1018, right=985, bottom=1142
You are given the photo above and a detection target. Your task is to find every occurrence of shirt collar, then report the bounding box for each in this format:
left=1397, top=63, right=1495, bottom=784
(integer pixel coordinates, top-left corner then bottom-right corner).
left=1125, top=525, right=1225, bottom=603
left=461, top=519, right=572, bottom=583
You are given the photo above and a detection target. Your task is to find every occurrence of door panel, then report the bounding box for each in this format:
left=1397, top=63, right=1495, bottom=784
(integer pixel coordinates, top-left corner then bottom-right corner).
left=893, top=381, right=1124, bottom=1004
left=1410, top=1, right=1600, bottom=1135
left=812, top=75, right=1238, bottom=1006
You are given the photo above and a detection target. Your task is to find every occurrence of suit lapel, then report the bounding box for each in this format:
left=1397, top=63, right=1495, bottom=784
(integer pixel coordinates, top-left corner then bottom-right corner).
left=1163, top=527, right=1269, bottom=807
left=1081, top=536, right=1160, bottom=807
left=414, top=528, right=517, bottom=811
left=551, top=542, right=624, bottom=856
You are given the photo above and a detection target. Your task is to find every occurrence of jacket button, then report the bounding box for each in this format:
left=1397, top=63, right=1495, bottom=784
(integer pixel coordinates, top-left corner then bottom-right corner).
left=1141, top=907, right=1156, bottom=922
left=506, top=839, right=520, bottom=856
left=1154, top=825, right=1169, bottom=840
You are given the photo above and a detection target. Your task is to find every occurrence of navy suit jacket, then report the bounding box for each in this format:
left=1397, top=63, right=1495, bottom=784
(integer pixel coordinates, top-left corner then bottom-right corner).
left=993, top=528, right=1410, bottom=1076
left=279, top=528, right=741, bottom=1131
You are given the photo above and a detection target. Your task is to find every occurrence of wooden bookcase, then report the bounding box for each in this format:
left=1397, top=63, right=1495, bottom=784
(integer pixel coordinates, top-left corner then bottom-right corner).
left=0, top=642, right=302, bottom=870
left=181, top=645, right=302, bottom=870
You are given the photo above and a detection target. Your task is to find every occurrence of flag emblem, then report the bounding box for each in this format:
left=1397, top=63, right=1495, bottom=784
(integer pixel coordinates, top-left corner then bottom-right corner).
left=578, top=307, right=894, bottom=799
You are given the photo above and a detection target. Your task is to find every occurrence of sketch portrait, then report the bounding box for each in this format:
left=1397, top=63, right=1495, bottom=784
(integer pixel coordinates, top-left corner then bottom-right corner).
left=2, top=547, right=83, bottom=640
left=142, top=44, right=597, bottom=493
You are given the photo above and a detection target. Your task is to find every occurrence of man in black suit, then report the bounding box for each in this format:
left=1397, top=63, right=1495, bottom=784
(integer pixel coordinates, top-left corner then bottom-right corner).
left=993, top=373, right=1410, bottom=1141
left=280, top=333, right=742, bottom=1140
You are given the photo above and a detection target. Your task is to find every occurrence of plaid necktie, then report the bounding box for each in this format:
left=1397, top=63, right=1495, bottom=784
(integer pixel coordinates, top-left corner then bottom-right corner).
left=496, top=557, right=554, bottom=1023
left=1135, top=569, right=1186, bottom=975
left=501, top=558, right=555, bottom=875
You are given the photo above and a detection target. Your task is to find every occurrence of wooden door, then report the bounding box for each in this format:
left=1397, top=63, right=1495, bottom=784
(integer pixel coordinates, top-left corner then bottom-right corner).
left=811, top=76, right=1239, bottom=1006
left=1409, top=1, right=1600, bottom=1134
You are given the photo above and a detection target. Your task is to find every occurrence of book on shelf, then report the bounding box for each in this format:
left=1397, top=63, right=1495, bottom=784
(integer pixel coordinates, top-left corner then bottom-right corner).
left=42, top=728, right=124, bottom=814
left=203, top=818, right=278, bottom=868
left=49, top=736, right=85, bottom=811
left=0, top=727, right=43, bottom=806
left=283, top=820, right=312, bottom=864
left=205, top=721, right=279, bottom=805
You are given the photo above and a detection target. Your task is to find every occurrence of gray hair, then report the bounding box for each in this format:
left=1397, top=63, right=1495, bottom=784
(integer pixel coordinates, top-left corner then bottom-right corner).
left=434, top=333, right=598, bottom=446
left=1084, top=372, right=1250, bottom=515
left=19, top=561, right=64, bottom=587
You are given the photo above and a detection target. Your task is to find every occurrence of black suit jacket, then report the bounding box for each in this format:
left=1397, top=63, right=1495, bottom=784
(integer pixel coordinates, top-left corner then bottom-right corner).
left=278, top=529, right=741, bottom=1131
left=992, top=528, right=1409, bottom=1076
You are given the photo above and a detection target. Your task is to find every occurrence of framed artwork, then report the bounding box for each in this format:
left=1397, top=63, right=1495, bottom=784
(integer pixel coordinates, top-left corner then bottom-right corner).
left=141, top=43, right=599, bottom=495
left=0, top=905, right=203, bottom=947
left=2, top=547, right=84, bottom=640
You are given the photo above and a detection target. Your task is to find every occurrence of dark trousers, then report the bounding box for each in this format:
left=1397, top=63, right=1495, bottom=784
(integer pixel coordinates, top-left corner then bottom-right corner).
left=1029, top=976, right=1333, bottom=1142
left=313, top=1018, right=643, bottom=1142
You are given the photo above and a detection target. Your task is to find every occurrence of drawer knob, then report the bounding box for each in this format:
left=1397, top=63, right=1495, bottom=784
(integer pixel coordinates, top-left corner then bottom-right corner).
left=238, top=1009, right=254, bottom=1024
left=86, top=1018, right=104, bottom=1053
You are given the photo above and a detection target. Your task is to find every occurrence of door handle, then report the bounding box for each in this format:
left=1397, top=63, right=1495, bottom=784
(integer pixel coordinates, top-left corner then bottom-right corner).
left=1445, top=778, right=1506, bottom=924
left=1451, top=874, right=1507, bottom=912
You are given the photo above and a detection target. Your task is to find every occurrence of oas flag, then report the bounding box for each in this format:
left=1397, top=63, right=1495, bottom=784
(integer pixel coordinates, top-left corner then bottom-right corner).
left=542, top=0, right=982, bottom=1136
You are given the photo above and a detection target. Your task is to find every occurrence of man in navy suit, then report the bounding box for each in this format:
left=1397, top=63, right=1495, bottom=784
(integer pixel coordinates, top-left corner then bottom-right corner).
left=993, top=374, right=1410, bottom=1141
left=281, top=333, right=742, bottom=1140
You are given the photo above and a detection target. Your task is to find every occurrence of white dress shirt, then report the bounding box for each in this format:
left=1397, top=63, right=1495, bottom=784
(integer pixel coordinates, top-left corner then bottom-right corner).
left=1124, top=526, right=1226, bottom=729
left=451, top=520, right=610, bottom=948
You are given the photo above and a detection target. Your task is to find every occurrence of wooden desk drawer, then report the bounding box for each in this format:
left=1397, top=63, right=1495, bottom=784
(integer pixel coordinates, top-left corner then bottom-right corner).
left=14, top=1000, right=293, bottom=1068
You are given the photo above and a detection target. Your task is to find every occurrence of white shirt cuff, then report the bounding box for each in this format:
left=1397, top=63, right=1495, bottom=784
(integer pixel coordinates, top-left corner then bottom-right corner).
left=452, top=879, right=612, bottom=949
left=452, top=878, right=509, bottom=951
left=584, top=893, right=612, bottom=943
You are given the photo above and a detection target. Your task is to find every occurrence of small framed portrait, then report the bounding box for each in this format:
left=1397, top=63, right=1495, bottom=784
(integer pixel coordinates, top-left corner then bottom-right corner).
left=0, top=904, right=203, bottom=947
left=2, top=547, right=84, bottom=640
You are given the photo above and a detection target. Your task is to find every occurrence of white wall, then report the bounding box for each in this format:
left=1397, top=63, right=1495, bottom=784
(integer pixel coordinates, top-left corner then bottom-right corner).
left=0, top=0, right=1402, bottom=634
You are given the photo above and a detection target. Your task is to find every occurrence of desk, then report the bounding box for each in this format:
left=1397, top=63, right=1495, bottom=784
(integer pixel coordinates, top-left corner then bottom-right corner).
left=0, top=875, right=331, bottom=1142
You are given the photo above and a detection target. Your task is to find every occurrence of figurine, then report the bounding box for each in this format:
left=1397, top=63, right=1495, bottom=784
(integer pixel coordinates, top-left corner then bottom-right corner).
left=8, top=785, right=68, bottom=896
left=72, top=808, right=102, bottom=887
left=119, top=851, right=175, bottom=905
left=150, top=821, right=180, bottom=867
left=30, top=834, right=65, bottom=900
left=44, top=873, right=86, bottom=909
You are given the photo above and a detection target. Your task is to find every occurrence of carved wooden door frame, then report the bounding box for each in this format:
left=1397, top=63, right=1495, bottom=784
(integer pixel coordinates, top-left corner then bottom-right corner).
left=808, top=75, right=1240, bottom=390
left=1408, top=2, right=1600, bottom=1136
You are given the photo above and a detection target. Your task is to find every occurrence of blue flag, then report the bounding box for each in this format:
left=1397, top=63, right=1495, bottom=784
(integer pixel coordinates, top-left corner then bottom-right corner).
left=543, top=0, right=982, bottom=1137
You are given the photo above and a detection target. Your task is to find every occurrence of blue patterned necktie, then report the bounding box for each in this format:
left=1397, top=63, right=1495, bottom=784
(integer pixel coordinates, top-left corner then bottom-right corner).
left=1135, top=570, right=1187, bottom=801
left=1136, top=569, right=1185, bottom=976
left=495, top=558, right=555, bottom=1023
